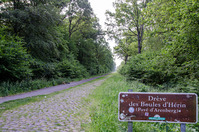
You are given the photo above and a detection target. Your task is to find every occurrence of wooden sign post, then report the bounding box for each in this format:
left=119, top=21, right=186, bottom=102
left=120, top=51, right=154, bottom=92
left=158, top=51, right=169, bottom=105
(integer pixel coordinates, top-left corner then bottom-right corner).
left=128, top=89, right=133, bottom=132
left=180, top=123, right=186, bottom=132
left=118, top=92, right=198, bottom=131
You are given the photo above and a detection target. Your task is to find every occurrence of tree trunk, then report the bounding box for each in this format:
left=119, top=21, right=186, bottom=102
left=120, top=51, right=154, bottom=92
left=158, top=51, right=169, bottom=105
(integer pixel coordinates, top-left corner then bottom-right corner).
left=137, top=24, right=144, bottom=54
left=68, top=18, right=72, bottom=40
left=13, top=0, right=19, bottom=34
left=138, top=38, right=142, bottom=54
left=124, top=55, right=128, bottom=64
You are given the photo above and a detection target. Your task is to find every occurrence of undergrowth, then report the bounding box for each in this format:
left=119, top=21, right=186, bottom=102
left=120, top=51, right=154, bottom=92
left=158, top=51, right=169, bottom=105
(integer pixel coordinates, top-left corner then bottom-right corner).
left=0, top=77, right=71, bottom=97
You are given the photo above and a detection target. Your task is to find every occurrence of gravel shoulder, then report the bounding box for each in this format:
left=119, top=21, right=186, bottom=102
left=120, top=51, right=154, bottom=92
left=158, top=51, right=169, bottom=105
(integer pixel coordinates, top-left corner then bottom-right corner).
left=0, top=76, right=109, bottom=132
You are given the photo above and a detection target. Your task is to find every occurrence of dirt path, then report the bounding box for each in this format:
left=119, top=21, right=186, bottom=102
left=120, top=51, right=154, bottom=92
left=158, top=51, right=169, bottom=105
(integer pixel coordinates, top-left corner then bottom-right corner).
left=0, top=74, right=108, bottom=104
left=0, top=76, right=108, bottom=131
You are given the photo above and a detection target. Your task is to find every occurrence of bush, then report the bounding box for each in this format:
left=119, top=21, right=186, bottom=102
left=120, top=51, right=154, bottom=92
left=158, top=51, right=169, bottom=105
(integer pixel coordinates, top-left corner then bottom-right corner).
left=30, top=59, right=60, bottom=79
left=120, top=45, right=198, bottom=88
left=0, top=26, right=32, bottom=82
left=119, top=51, right=175, bottom=85
left=30, top=54, right=89, bottom=80
left=57, top=58, right=89, bottom=79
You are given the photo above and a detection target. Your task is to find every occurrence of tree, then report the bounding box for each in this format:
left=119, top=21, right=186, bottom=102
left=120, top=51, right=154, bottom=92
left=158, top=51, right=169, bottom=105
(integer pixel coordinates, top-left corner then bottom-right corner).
left=0, top=0, right=70, bottom=61
left=114, top=37, right=137, bottom=64
left=106, top=0, right=149, bottom=54
left=70, top=15, right=115, bottom=74
left=0, top=0, right=115, bottom=82
left=63, top=0, right=93, bottom=39
left=145, top=0, right=199, bottom=79
left=120, top=0, right=199, bottom=87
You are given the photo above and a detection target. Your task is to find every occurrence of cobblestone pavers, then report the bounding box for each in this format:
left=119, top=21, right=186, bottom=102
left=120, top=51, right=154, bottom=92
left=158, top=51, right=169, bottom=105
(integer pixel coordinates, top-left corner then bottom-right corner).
left=0, top=79, right=106, bottom=132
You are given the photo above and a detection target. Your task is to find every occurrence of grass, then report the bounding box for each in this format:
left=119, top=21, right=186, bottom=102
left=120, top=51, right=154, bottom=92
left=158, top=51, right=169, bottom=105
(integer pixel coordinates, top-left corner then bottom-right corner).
left=84, top=73, right=199, bottom=132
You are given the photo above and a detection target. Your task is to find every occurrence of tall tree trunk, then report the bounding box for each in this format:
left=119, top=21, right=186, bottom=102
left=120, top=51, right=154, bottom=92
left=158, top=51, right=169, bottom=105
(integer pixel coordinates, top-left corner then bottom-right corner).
left=13, top=0, right=20, bottom=34
left=137, top=29, right=142, bottom=54
left=138, top=38, right=142, bottom=54
left=124, top=55, right=128, bottom=64
left=69, top=18, right=72, bottom=40
left=137, top=24, right=144, bottom=54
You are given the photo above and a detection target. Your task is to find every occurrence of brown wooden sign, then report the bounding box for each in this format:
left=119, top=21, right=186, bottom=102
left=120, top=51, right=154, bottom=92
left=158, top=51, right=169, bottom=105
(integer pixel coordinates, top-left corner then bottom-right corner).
left=118, top=92, right=198, bottom=123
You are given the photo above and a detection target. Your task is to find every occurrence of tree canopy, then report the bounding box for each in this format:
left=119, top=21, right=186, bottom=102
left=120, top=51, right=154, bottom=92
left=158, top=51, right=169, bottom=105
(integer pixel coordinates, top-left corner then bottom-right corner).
left=106, top=0, right=150, bottom=54
left=0, top=0, right=115, bottom=83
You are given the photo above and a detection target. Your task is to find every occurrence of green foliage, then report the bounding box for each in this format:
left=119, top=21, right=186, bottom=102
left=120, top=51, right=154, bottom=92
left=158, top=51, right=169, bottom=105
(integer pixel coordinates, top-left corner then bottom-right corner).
left=68, top=12, right=115, bottom=75
left=1, top=0, right=69, bottom=61
left=120, top=46, right=198, bottom=94
left=119, top=0, right=199, bottom=93
left=144, top=0, right=199, bottom=64
left=114, top=37, right=138, bottom=63
left=0, top=26, right=31, bottom=82
left=106, top=0, right=150, bottom=55
left=30, top=56, right=89, bottom=79
left=143, top=36, right=164, bottom=52
left=64, top=0, right=93, bottom=39
left=57, top=57, right=89, bottom=78
left=0, top=77, right=71, bottom=97
left=0, top=0, right=115, bottom=96
left=120, top=50, right=176, bottom=85
left=30, top=59, right=60, bottom=79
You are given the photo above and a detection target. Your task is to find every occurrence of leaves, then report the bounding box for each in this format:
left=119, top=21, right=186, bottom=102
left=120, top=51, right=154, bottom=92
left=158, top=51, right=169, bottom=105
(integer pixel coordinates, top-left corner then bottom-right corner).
left=0, top=26, right=31, bottom=81
left=119, top=0, right=199, bottom=94
left=0, top=0, right=115, bottom=83
left=106, top=0, right=150, bottom=58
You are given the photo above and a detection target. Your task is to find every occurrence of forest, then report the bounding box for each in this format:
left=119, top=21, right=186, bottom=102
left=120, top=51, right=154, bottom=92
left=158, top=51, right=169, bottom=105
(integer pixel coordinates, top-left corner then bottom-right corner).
left=106, top=0, right=198, bottom=95
left=0, top=0, right=115, bottom=96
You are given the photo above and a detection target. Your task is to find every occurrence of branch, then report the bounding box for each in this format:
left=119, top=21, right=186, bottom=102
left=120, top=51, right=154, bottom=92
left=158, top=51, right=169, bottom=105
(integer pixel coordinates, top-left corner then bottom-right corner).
left=156, top=31, right=168, bottom=34
left=128, top=27, right=138, bottom=36
left=71, top=15, right=83, bottom=32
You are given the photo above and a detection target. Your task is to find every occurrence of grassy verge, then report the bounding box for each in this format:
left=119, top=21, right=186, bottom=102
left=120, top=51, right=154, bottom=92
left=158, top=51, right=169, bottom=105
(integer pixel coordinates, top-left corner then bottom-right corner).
left=0, top=95, right=46, bottom=115
left=85, top=73, right=198, bottom=132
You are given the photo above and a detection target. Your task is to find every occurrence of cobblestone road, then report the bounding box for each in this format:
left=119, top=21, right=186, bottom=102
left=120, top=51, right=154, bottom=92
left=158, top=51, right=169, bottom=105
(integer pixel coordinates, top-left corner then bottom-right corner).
left=0, top=78, right=106, bottom=132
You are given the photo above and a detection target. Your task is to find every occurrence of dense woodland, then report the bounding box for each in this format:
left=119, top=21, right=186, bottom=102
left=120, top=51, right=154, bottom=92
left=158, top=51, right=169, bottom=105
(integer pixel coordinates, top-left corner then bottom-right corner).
left=0, top=0, right=115, bottom=96
left=106, top=0, right=198, bottom=95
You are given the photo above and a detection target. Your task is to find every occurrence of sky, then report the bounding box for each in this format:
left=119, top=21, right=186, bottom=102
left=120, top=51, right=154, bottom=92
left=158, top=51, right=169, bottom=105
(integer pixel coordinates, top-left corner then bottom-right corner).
left=89, top=0, right=123, bottom=68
